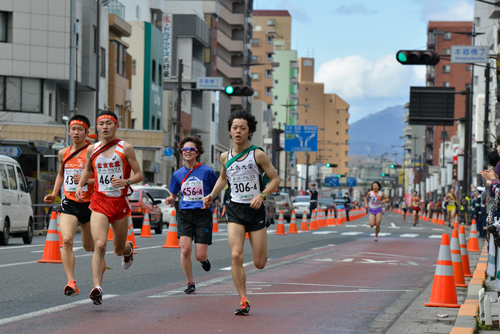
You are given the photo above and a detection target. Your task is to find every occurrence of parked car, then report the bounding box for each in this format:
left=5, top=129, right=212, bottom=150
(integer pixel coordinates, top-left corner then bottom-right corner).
left=293, top=195, right=311, bottom=218
left=270, top=192, right=293, bottom=221
left=265, top=195, right=276, bottom=226
left=334, top=198, right=352, bottom=210
left=318, top=198, right=337, bottom=217
left=133, top=185, right=173, bottom=226
left=128, top=190, right=163, bottom=234
left=0, top=155, right=34, bottom=245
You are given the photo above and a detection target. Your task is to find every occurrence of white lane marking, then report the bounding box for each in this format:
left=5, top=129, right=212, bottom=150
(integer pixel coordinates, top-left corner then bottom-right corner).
left=247, top=281, right=378, bottom=289
left=344, top=225, right=357, bottom=227
left=0, top=244, right=45, bottom=251
left=341, top=232, right=364, bottom=236
left=369, top=233, right=391, bottom=237
left=341, top=258, right=354, bottom=262
left=310, top=244, right=336, bottom=250
left=390, top=223, right=397, bottom=228
left=359, top=259, right=398, bottom=264
left=359, top=252, right=430, bottom=260
left=0, top=260, right=39, bottom=268
left=410, top=227, right=423, bottom=230
left=407, top=261, right=420, bottom=266
left=400, top=234, right=419, bottom=238
left=388, top=226, right=401, bottom=229
left=428, top=235, right=442, bottom=239
left=219, top=261, right=254, bottom=271
left=153, top=289, right=416, bottom=297
left=312, top=231, right=338, bottom=235
left=312, top=258, right=334, bottom=262
left=0, top=294, right=119, bottom=326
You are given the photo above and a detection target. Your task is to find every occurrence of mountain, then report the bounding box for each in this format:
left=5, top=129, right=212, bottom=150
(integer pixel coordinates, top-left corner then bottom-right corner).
left=348, top=105, right=405, bottom=161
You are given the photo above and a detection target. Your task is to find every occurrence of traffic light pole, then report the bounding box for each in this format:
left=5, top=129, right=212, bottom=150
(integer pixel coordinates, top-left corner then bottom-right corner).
left=176, top=58, right=183, bottom=169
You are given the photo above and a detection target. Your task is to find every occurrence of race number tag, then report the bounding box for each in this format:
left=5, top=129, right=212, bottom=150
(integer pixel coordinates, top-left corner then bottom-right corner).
left=97, top=164, right=124, bottom=191
left=181, top=180, right=204, bottom=201
left=64, top=169, right=87, bottom=192
left=232, top=175, right=259, bottom=200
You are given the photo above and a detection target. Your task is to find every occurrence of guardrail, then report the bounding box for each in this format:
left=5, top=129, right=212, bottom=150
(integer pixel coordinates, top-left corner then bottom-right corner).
left=31, top=203, right=59, bottom=230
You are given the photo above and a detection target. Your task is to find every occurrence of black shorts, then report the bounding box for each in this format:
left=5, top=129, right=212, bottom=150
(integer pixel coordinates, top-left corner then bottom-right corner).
left=177, top=209, right=213, bottom=245
left=226, top=201, right=266, bottom=232
left=61, top=198, right=91, bottom=224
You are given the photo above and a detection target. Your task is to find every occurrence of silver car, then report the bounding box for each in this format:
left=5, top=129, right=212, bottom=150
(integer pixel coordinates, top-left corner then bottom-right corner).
left=133, top=186, right=174, bottom=225
left=271, top=192, right=293, bottom=221
left=293, top=195, right=311, bottom=218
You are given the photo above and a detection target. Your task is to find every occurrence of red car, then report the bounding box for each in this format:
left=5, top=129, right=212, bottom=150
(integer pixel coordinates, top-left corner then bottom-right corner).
left=128, top=190, right=163, bottom=234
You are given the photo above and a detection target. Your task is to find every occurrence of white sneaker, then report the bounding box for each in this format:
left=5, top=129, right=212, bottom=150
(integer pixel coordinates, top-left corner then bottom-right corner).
left=122, top=241, right=134, bottom=269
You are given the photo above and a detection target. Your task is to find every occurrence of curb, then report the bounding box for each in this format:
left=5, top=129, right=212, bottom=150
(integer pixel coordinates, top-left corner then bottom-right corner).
left=450, top=245, right=488, bottom=334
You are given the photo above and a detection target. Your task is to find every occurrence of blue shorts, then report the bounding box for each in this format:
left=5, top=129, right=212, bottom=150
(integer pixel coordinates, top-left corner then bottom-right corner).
left=369, top=208, right=383, bottom=215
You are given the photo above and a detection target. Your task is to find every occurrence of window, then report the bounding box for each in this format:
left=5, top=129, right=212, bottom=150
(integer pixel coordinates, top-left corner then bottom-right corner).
left=305, top=87, right=308, bottom=91
left=442, top=65, right=450, bottom=73
left=466, top=66, right=471, bottom=71
left=442, top=82, right=450, bottom=87
left=132, top=60, right=136, bottom=75
left=152, top=116, right=155, bottom=129
left=443, top=32, right=452, bottom=40
left=474, top=76, right=479, bottom=85
left=337, top=110, right=339, bottom=113
left=157, top=118, right=160, bottom=130
left=100, top=47, right=106, bottom=76
left=336, top=121, right=339, bottom=124
left=0, top=11, right=9, bottom=43
left=212, top=103, right=215, bottom=122
left=251, top=55, right=259, bottom=63
left=336, top=153, right=339, bottom=157
left=211, top=145, right=214, bottom=164
left=443, top=49, right=451, bottom=55
left=330, top=99, right=332, bottom=103
left=16, top=166, right=26, bottom=192
left=93, top=25, right=97, bottom=54
left=152, top=59, right=156, bottom=82
left=251, top=73, right=259, bottom=80
left=158, top=64, right=162, bottom=85
left=0, top=165, right=8, bottom=189
left=116, top=105, right=123, bottom=127
left=48, top=93, right=52, bottom=117
left=254, top=90, right=259, bottom=97
left=251, top=38, right=259, bottom=45
left=474, top=17, right=480, bottom=27
left=305, top=98, right=308, bottom=102
left=0, top=76, right=42, bottom=112
left=7, top=165, right=17, bottom=190
left=267, top=19, right=276, bottom=26
left=266, top=70, right=272, bottom=79
left=131, top=119, right=136, bottom=129
left=336, top=132, right=339, bottom=135
left=275, top=79, right=278, bottom=84
left=305, top=109, right=308, bottom=113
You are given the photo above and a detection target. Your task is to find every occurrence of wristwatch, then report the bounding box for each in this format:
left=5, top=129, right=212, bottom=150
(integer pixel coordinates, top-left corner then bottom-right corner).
left=260, top=192, right=267, bottom=199
left=126, top=179, right=131, bottom=186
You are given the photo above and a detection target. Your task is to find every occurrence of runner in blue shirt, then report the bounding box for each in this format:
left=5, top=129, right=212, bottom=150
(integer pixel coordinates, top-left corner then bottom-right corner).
left=165, top=136, right=218, bottom=294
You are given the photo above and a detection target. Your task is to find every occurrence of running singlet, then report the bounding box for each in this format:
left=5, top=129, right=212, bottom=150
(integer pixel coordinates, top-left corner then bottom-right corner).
left=368, top=191, right=383, bottom=209
left=170, top=164, right=218, bottom=210
left=412, top=197, right=420, bottom=210
left=63, top=146, right=93, bottom=202
left=447, top=194, right=456, bottom=207
left=401, top=201, right=407, bottom=209
left=226, top=149, right=262, bottom=204
left=92, top=140, right=131, bottom=197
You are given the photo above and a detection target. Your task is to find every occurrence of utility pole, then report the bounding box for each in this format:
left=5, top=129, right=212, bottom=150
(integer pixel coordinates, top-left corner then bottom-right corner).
left=484, top=62, right=490, bottom=151
left=69, top=0, right=76, bottom=119
left=463, top=87, right=472, bottom=198
left=95, top=0, right=100, bottom=140
left=176, top=58, right=183, bottom=169
left=305, top=152, right=310, bottom=191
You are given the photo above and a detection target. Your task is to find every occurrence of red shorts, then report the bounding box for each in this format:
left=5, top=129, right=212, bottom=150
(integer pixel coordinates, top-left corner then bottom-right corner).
left=90, top=192, right=131, bottom=223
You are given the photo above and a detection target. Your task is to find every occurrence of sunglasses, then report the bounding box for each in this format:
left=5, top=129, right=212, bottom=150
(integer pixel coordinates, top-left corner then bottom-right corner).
left=182, top=147, right=198, bottom=152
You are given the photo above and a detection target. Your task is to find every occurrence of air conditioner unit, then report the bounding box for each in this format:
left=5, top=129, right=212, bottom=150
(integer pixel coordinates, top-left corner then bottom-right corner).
left=125, top=89, right=132, bottom=102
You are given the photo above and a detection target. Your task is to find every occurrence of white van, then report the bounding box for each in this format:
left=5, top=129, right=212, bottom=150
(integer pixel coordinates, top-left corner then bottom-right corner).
left=0, top=155, right=34, bottom=245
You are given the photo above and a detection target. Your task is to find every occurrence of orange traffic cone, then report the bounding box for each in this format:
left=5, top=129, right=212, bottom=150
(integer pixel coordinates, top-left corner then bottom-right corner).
left=107, top=223, right=113, bottom=241
left=139, top=210, right=153, bottom=237
left=288, top=210, right=298, bottom=234
left=459, top=226, right=472, bottom=277
left=320, top=209, right=326, bottom=228
left=432, top=213, right=437, bottom=224
left=453, top=215, right=459, bottom=230
left=424, top=234, right=461, bottom=308
left=275, top=210, right=286, bottom=235
left=125, top=215, right=137, bottom=253
left=245, top=232, right=249, bottom=239
left=162, top=210, right=180, bottom=248
left=38, top=211, right=62, bottom=263
left=300, top=211, right=309, bottom=231
left=327, top=209, right=334, bottom=226
left=336, top=210, right=342, bottom=225
left=212, top=210, right=219, bottom=233
left=309, top=209, right=318, bottom=230
left=450, top=228, right=467, bottom=287
left=57, top=212, right=63, bottom=247
left=467, top=220, right=480, bottom=252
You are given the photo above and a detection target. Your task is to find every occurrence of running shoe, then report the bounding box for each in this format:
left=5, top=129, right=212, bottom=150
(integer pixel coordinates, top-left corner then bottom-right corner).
left=374, top=237, right=378, bottom=241
left=63, top=280, right=79, bottom=297
left=89, top=286, right=103, bottom=305
left=200, top=259, right=211, bottom=272
left=184, top=282, right=196, bottom=294
left=122, top=241, right=134, bottom=270
left=235, top=296, right=250, bottom=315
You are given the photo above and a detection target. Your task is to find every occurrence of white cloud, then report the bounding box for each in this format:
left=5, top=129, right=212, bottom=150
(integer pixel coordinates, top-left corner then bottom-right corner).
left=415, top=0, right=474, bottom=21
left=315, top=54, right=425, bottom=101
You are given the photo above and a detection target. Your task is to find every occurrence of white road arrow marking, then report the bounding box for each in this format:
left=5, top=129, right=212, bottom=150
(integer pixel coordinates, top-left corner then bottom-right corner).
left=428, top=235, right=442, bottom=239
left=312, top=231, right=338, bottom=235
left=341, top=232, right=364, bottom=236
left=360, top=259, right=399, bottom=264
left=400, top=234, right=419, bottom=238
left=369, top=233, right=391, bottom=237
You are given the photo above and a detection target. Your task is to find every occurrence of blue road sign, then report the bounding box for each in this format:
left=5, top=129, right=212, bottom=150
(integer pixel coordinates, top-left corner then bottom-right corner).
left=346, top=177, right=357, bottom=187
left=324, top=176, right=339, bottom=187
left=164, top=147, right=174, bottom=157
left=284, top=126, right=318, bottom=152
left=0, top=146, right=21, bottom=158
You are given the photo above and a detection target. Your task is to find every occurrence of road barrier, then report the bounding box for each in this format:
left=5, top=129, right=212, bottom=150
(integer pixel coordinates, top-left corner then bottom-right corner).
left=139, top=210, right=153, bottom=238
left=162, top=210, right=180, bottom=248
left=37, top=211, right=62, bottom=263
left=275, top=210, right=286, bottom=235
left=288, top=210, right=297, bottom=234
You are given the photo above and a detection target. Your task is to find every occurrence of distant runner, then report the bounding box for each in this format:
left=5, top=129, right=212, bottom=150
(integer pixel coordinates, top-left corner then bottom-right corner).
left=365, top=181, right=390, bottom=241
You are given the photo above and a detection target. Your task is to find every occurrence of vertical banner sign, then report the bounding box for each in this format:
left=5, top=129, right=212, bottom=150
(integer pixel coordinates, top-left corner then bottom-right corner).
left=162, top=14, right=173, bottom=80
left=452, top=144, right=459, bottom=182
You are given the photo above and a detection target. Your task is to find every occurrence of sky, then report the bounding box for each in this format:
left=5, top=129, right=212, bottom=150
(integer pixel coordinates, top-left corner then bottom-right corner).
left=254, top=0, right=475, bottom=122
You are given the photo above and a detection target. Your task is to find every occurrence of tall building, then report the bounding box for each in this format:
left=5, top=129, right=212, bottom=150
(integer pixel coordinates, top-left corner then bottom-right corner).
left=425, top=21, right=472, bottom=166
left=297, top=58, right=350, bottom=177
left=252, top=10, right=291, bottom=51
left=249, top=28, right=275, bottom=107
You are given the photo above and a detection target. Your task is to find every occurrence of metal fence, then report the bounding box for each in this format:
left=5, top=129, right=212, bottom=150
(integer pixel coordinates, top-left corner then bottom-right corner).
left=32, top=204, right=59, bottom=230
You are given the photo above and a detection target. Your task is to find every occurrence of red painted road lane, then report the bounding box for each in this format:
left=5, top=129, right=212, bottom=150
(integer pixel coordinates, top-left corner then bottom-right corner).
left=1, top=238, right=441, bottom=334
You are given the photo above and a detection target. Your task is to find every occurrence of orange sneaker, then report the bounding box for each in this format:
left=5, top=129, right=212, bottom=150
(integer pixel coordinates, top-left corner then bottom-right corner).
left=235, top=296, right=250, bottom=315
left=64, top=280, right=79, bottom=297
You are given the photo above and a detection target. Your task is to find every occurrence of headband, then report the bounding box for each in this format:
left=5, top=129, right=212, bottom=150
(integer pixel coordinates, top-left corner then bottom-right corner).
left=69, top=120, right=89, bottom=130
left=97, top=114, right=118, bottom=124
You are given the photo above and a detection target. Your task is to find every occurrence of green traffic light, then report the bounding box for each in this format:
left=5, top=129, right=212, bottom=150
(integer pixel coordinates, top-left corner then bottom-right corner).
left=397, top=53, right=407, bottom=62
left=326, top=163, right=331, bottom=167
left=382, top=173, right=386, bottom=177
left=225, top=86, right=234, bottom=94
left=390, top=164, right=395, bottom=168
left=337, top=174, right=341, bottom=178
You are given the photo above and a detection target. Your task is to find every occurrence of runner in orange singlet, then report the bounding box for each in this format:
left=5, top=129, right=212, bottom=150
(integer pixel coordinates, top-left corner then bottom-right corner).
left=76, top=111, right=143, bottom=305
left=44, top=115, right=96, bottom=296
left=411, top=191, right=421, bottom=226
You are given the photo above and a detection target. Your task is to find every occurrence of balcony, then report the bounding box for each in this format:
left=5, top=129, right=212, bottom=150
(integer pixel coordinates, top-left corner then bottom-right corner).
left=220, top=4, right=244, bottom=26
left=426, top=136, right=434, bottom=146
left=402, top=125, right=413, bottom=137
left=218, top=30, right=243, bottom=52
left=109, top=13, right=132, bottom=37
left=403, top=139, right=412, bottom=151
left=403, top=110, right=409, bottom=123
left=217, top=56, right=242, bottom=79
left=426, top=153, right=434, bottom=162
left=175, top=14, right=210, bottom=46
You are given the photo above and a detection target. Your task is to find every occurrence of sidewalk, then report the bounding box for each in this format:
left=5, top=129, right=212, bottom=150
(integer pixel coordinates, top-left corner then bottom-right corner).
left=385, top=225, right=497, bottom=334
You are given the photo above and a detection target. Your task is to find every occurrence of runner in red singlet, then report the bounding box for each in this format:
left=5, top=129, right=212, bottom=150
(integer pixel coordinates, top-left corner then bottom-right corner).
left=44, top=115, right=96, bottom=297
left=76, top=111, right=143, bottom=305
